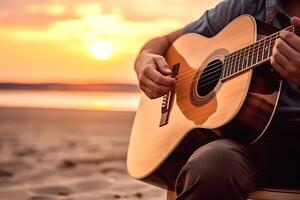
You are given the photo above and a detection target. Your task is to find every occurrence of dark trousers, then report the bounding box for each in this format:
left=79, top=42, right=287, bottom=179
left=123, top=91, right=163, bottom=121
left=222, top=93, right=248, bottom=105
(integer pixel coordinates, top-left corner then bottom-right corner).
left=175, top=121, right=300, bottom=200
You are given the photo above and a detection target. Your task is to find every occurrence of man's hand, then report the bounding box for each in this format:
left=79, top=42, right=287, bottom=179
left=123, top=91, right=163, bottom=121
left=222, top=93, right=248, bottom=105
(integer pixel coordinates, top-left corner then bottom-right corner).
left=134, top=29, right=182, bottom=99
left=271, top=17, right=300, bottom=86
left=135, top=53, right=176, bottom=99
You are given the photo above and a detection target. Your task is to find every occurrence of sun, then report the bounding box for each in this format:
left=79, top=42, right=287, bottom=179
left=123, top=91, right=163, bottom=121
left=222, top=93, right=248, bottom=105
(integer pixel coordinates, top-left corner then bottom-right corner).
left=91, top=40, right=113, bottom=60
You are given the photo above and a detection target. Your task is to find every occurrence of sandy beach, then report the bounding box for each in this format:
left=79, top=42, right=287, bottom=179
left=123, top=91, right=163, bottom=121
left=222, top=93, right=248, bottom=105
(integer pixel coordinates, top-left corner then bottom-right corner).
left=0, top=107, right=165, bottom=200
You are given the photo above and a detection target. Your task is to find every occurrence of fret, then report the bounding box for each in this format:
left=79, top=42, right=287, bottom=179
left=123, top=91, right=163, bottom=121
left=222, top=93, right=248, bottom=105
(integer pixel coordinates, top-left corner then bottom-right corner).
left=232, top=50, right=240, bottom=75
left=238, top=49, right=244, bottom=72
left=231, top=50, right=240, bottom=75
left=223, top=55, right=230, bottom=77
left=267, top=35, right=273, bottom=58
left=234, top=49, right=243, bottom=74
left=226, top=55, right=233, bottom=77
left=257, top=38, right=264, bottom=63
left=221, top=26, right=298, bottom=80
left=270, top=33, right=279, bottom=57
left=263, top=37, right=270, bottom=60
left=234, top=49, right=242, bottom=74
left=221, top=57, right=228, bottom=79
left=247, top=45, right=252, bottom=68
left=250, top=44, right=256, bottom=66
left=261, top=38, right=267, bottom=61
left=270, top=33, right=277, bottom=56
left=224, top=54, right=232, bottom=77
left=255, top=40, right=261, bottom=65
left=221, top=57, right=226, bottom=79
left=229, top=52, right=236, bottom=76
left=242, top=45, right=249, bottom=69
left=237, top=47, right=245, bottom=72
left=232, top=50, right=238, bottom=74
left=230, top=51, right=237, bottom=76
left=247, top=44, right=254, bottom=67
left=255, top=40, right=261, bottom=64
left=228, top=52, right=234, bottom=76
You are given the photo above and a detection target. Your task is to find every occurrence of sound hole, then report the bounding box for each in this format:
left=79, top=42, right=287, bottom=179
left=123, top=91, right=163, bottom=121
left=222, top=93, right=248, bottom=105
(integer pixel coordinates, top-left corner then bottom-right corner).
left=197, top=59, right=223, bottom=97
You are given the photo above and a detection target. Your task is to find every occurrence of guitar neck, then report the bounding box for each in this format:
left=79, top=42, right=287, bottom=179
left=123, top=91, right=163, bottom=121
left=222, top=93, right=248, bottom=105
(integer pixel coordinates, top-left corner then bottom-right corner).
left=221, top=25, right=297, bottom=80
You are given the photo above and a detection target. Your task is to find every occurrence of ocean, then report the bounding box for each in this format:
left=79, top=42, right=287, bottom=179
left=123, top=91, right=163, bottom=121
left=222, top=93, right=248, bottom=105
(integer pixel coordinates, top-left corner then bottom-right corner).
left=0, top=90, right=140, bottom=112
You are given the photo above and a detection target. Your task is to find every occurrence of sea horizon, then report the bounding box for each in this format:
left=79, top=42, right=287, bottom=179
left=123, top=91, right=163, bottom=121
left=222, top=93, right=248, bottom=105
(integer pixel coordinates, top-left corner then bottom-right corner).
left=0, top=88, right=141, bottom=112
left=0, top=82, right=140, bottom=92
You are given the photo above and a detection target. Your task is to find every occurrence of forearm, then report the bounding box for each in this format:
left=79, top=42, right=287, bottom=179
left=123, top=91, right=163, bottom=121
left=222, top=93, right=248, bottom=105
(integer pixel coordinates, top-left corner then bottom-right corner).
left=134, top=37, right=169, bottom=74
left=135, top=29, right=183, bottom=74
left=140, top=36, right=170, bottom=55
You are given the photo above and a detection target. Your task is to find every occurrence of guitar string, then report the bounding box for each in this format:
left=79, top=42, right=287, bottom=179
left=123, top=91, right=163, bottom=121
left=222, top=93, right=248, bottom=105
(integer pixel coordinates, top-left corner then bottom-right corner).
left=180, top=26, right=299, bottom=87
left=175, top=28, right=300, bottom=97
left=172, top=26, right=294, bottom=83
left=172, top=25, right=293, bottom=81
left=196, top=34, right=278, bottom=89
left=174, top=36, right=271, bottom=82
left=175, top=34, right=278, bottom=88
left=173, top=30, right=298, bottom=92
left=176, top=36, right=275, bottom=86
left=174, top=34, right=276, bottom=87
left=177, top=42, right=273, bottom=91
left=172, top=26, right=295, bottom=89
left=160, top=27, right=297, bottom=105
left=181, top=36, right=274, bottom=82
left=174, top=26, right=293, bottom=84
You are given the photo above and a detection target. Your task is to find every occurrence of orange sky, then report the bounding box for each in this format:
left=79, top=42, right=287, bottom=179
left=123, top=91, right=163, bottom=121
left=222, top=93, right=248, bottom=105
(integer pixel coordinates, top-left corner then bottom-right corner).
left=0, top=0, right=221, bottom=84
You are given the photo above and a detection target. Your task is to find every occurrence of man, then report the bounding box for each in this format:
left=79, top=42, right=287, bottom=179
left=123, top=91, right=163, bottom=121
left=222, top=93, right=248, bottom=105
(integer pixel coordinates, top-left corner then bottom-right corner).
left=134, top=0, right=300, bottom=199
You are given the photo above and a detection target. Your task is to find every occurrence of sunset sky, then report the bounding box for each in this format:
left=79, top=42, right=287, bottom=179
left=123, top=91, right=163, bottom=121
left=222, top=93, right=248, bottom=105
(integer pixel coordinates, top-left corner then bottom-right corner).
left=0, top=0, right=221, bottom=84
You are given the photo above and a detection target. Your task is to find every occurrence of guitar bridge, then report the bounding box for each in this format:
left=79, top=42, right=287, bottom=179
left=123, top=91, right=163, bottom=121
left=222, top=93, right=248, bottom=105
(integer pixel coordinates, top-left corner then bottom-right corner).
left=159, top=63, right=180, bottom=127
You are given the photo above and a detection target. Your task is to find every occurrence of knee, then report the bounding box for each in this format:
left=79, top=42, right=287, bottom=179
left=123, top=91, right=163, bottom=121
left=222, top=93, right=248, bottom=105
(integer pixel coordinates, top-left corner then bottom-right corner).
left=179, top=140, right=241, bottom=183
left=176, top=140, right=255, bottom=196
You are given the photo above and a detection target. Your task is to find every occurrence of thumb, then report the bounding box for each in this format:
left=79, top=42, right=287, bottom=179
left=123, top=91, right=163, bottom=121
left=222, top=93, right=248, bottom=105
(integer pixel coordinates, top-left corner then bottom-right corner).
left=155, top=56, right=172, bottom=75
left=291, top=17, right=300, bottom=29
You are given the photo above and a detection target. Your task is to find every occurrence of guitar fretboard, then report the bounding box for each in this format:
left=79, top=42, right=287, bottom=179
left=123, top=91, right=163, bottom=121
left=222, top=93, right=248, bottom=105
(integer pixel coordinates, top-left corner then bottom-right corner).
left=221, top=26, right=297, bottom=80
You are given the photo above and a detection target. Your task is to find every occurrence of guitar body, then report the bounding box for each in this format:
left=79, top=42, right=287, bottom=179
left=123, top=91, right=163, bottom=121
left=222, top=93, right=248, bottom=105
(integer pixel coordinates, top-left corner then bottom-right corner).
left=127, top=15, right=282, bottom=189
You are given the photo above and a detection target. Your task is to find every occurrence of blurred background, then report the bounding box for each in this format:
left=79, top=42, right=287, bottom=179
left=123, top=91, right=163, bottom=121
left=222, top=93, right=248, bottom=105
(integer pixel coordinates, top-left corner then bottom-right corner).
left=0, top=0, right=220, bottom=199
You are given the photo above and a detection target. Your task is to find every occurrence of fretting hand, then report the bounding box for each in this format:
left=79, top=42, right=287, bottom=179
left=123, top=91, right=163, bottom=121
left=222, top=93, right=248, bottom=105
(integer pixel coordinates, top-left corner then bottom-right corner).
left=271, top=17, right=300, bottom=86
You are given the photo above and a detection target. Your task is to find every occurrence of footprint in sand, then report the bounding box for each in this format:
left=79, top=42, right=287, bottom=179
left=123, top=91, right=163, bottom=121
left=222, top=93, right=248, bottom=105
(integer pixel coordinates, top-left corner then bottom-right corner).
left=0, top=160, right=31, bottom=183
left=100, top=168, right=125, bottom=176
left=29, top=186, right=74, bottom=197
left=29, top=196, right=73, bottom=200
left=29, top=195, right=59, bottom=200
left=71, top=179, right=110, bottom=192
left=0, top=161, right=31, bottom=173
left=14, top=147, right=37, bottom=157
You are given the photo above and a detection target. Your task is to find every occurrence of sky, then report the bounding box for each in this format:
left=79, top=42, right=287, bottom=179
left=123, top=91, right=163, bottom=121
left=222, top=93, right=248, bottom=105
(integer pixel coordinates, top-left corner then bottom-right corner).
left=0, top=0, right=221, bottom=84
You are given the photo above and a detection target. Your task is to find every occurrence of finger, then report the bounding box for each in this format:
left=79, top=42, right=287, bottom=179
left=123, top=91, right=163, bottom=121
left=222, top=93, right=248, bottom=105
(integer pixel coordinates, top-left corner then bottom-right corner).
left=291, top=16, right=300, bottom=29
left=144, top=65, right=176, bottom=87
left=140, top=85, right=156, bottom=99
left=275, top=38, right=299, bottom=61
left=154, top=56, right=172, bottom=75
left=141, top=84, right=165, bottom=99
left=271, top=49, right=291, bottom=77
left=140, top=77, right=172, bottom=94
left=271, top=57, right=285, bottom=77
left=279, top=30, right=300, bottom=52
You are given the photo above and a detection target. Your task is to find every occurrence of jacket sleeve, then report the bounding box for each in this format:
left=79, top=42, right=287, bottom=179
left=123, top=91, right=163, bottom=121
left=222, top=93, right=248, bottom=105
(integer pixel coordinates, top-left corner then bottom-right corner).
left=183, top=0, right=258, bottom=37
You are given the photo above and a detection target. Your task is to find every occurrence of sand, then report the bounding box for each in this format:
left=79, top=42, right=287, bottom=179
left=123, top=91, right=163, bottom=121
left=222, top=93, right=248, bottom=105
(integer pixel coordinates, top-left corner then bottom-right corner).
left=0, top=107, right=165, bottom=200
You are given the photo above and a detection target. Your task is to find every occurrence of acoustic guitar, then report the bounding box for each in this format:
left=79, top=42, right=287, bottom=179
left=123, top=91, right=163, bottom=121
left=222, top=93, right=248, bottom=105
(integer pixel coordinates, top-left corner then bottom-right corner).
left=127, top=15, right=296, bottom=189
